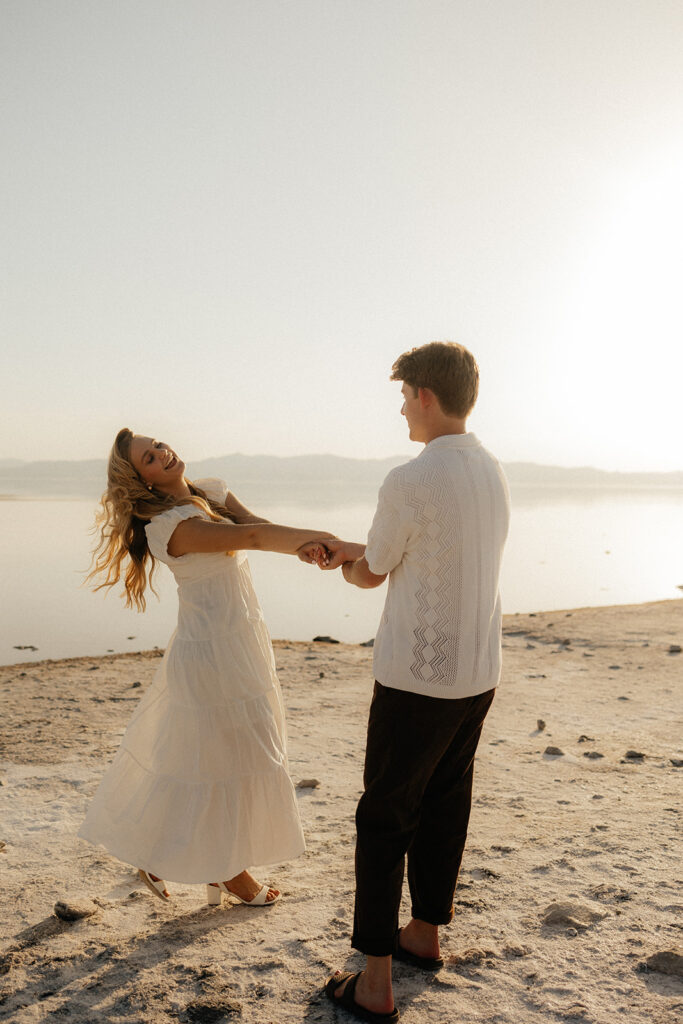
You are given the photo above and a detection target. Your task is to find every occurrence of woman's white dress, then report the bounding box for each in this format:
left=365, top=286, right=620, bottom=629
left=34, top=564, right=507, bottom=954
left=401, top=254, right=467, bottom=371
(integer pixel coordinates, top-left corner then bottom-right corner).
left=79, top=478, right=305, bottom=883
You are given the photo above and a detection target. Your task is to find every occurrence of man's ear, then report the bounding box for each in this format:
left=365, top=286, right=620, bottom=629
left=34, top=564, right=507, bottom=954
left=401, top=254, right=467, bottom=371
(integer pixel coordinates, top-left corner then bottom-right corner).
left=417, top=386, right=435, bottom=409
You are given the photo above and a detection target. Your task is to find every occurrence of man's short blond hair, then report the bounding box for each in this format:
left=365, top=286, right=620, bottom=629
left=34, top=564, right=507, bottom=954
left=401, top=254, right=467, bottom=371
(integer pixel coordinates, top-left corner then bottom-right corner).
left=390, top=341, right=479, bottom=418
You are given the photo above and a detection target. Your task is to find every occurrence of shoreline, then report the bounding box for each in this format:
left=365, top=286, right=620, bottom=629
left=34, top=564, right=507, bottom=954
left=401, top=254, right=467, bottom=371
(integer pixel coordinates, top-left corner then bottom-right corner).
left=3, top=596, right=681, bottom=671
left=1, top=599, right=681, bottom=1022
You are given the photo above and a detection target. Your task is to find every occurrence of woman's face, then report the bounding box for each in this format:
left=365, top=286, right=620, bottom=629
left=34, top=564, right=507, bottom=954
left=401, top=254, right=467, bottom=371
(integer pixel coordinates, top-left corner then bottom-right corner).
left=129, top=435, right=186, bottom=493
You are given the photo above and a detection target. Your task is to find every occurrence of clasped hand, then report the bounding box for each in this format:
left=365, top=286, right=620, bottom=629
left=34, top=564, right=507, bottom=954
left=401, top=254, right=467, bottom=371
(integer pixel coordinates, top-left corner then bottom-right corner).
left=297, top=538, right=365, bottom=571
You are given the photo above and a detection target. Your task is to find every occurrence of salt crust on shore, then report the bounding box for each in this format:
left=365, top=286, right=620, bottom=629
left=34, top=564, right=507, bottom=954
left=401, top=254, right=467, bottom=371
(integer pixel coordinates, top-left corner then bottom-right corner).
left=0, top=600, right=681, bottom=1023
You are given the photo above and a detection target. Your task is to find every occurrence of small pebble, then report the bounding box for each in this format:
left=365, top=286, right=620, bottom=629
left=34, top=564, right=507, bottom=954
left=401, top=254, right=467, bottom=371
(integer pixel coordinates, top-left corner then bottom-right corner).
left=668, top=644, right=682, bottom=654
left=537, top=719, right=546, bottom=732
left=583, top=751, right=604, bottom=759
left=625, top=750, right=645, bottom=760
left=544, top=746, right=564, bottom=756
left=312, top=635, right=340, bottom=644
left=297, top=778, right=320, bottom=789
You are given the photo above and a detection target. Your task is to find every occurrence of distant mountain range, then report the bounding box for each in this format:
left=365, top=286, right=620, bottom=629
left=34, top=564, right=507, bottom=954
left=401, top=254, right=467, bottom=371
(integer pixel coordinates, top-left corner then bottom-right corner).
left=1, top=455, right=682, bottom=501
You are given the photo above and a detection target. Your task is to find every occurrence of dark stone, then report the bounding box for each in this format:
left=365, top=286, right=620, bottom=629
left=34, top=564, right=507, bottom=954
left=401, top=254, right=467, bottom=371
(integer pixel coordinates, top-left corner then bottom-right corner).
left=644, top=950, right=683, bottom=976
left=54, top=900, right=97, bottom=921
left=312, top=635, right=340, bottom=644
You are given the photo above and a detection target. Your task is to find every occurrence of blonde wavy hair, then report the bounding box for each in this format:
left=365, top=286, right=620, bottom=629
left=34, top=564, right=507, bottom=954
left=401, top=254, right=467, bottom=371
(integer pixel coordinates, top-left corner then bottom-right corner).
left=87, top=427, right=233, bottom=611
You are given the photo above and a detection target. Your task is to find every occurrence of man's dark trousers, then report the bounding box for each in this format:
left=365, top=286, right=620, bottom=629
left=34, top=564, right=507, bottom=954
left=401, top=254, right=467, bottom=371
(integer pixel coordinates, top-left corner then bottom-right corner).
left=352, top=681, right=495, bottom=956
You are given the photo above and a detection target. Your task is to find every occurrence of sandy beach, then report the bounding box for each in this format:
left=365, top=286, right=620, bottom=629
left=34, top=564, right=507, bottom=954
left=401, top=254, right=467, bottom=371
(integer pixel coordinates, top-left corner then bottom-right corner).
left=0, top=599, right=681, bottom=1023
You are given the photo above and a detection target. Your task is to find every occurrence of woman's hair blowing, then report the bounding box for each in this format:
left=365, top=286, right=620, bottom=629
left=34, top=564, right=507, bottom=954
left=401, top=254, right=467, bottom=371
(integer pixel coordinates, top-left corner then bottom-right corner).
left=87, top=428, right=232, bottom=611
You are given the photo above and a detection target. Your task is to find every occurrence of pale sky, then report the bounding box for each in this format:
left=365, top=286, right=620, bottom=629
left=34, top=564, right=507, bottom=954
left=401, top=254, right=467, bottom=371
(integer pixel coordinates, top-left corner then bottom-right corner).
left=2, top=0, right=682, bottom=471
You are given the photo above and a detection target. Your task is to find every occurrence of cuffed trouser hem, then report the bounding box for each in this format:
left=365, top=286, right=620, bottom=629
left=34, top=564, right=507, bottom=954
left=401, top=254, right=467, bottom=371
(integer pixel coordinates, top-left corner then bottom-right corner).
left=410, top=904, right=455, bottom=927
left=350, top=932, right=397, bottom=958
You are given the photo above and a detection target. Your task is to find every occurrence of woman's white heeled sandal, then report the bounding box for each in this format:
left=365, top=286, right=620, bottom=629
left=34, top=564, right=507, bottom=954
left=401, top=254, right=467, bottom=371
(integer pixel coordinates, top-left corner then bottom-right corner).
left=206, top=881, right=279, bottom=906
left=138, top=868, right=170, bottom=901
left=206, top=883, right=222, bottom=905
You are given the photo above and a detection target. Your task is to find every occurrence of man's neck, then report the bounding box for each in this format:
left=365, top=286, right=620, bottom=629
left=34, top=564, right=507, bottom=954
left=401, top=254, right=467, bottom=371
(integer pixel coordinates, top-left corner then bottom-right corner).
left=421, top=420, right=468, bottom=444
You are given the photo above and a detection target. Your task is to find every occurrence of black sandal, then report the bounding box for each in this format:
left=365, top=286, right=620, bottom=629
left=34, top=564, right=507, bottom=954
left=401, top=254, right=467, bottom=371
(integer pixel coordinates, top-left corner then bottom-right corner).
left=324, top=971, right=399, bottom=1023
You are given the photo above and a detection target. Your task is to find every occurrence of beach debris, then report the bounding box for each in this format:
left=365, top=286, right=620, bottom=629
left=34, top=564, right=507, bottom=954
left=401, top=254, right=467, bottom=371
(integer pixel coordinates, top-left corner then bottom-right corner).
left=668, top=644, right=682, bottom=654
left=583, top=751, right=604, bottom=759
left=297, top=778, right=320, bottom=789
left=185, top=998, right=243, bottom=1021
left=542, top=901, right=607, bottom=930
left=13, top=645, right=38, bottom=651
left=131, top=680, right=141, bottom=688
left=87, top=665, right=100, bottom=671
left=359, top=638, right=375, bottom=647
left=624, top=750, right=645, bottom=760
left=536, top=719, right=546, bottom=732
left=312, top=635, right=340, bottom=644
left=608, top=665, right=621, bottom=670
left=0, top=841, right=6, bottom=852
left=544, top=746, right=564, bottom=757
left=578, top=735, right=595, bottom=742
left=643, top=950, right=683, bottom=977
left=589, top=884, right=632, bottom=903
left=670, top=758, right=683, bottom=767
left=319, top=671, right=325, bottom=678
left=54, top=899, right=98, bottom=921
left=526, top=642, right=536, bottom=649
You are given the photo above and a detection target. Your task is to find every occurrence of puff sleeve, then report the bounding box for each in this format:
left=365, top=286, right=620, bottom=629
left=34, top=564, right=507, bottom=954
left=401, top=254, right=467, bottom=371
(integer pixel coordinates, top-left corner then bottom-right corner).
left=194, top=478, right=229, bottom=504
left=145, top=505, right=207, bottom=564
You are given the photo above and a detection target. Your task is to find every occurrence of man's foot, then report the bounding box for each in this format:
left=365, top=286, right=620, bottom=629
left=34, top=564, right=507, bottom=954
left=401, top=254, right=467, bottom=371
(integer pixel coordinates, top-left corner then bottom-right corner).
left=398, top=918, right=440, bottom=959
left=222, top=869, right=279, bottom=903
left=325, top=971, right=398, bottom=1022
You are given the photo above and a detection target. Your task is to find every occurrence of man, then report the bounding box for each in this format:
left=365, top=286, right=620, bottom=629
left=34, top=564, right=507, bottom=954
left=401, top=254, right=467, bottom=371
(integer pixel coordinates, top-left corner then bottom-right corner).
left=322, top=341, right=510, bottom=1023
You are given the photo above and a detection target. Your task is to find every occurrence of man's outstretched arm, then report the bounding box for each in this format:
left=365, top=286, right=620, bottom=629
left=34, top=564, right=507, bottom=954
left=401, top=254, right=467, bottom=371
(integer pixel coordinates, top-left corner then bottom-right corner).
left=321, top=540, right=387, bottom=589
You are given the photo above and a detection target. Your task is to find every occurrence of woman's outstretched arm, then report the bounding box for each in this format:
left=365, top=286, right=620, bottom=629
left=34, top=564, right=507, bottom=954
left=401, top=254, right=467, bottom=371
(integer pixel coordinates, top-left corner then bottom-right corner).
left=223, top=491, right=271, bottom=526
left=166, top=517, right=335, bottom=558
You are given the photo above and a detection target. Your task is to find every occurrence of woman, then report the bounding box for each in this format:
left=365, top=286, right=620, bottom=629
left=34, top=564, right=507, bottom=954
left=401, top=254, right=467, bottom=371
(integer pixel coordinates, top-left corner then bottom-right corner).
left=80, top=428, right=333, bottom=906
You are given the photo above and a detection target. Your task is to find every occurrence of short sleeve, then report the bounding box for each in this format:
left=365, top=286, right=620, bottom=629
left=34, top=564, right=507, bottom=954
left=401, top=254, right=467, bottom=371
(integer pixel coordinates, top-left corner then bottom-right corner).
left=145, top=505, right=207, bottom=563
left=193, top=477, right=229, bottom=504
left=364, top=468, right=415, bottom=576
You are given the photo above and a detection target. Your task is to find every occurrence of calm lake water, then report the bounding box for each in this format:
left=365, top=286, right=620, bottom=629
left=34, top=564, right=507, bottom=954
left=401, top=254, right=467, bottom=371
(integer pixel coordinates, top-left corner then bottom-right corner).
left=1, top=489, right=682, bottom=665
